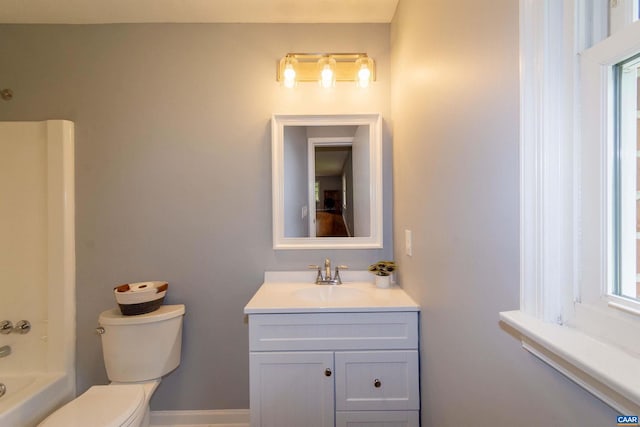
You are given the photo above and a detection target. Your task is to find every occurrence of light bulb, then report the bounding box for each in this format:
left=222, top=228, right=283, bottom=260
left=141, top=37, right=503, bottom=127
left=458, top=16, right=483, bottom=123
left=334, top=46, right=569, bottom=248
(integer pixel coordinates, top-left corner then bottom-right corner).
left=280, top=56, right=298, bottom=88
left=321, top=65, right=334, bottom=88
left=283, top=63, right=296, bottom=88
left=317, top=56, right=336, bottom=88
left=355, top=56, right=374, bottom=88
left=357, top=64, right=371, bottom=88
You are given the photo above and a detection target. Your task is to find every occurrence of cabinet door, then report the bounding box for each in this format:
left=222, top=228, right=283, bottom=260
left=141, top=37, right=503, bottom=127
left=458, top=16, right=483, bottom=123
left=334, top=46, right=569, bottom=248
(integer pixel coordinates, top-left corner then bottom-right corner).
left=336, top=411, right=420, bottom=427
left=250, top=351, right=334, bottom=427
left=335, top=350, right=419, bottom=411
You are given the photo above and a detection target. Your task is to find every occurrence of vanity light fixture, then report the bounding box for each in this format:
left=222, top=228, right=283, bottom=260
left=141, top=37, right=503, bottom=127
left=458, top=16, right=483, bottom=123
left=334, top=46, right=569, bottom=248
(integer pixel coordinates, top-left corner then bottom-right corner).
left=277, top=53, right=376, bottom=88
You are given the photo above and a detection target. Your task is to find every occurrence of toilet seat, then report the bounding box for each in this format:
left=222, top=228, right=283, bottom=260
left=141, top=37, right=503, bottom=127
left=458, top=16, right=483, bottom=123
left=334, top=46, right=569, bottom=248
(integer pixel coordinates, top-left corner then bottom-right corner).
left=38, top=384, right=146, bottom=427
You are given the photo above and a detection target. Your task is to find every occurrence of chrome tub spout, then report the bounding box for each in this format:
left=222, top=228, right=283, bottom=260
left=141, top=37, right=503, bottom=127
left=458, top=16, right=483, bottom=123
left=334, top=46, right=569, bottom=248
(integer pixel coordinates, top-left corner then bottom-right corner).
left=0, top=345, right=11, bottom=358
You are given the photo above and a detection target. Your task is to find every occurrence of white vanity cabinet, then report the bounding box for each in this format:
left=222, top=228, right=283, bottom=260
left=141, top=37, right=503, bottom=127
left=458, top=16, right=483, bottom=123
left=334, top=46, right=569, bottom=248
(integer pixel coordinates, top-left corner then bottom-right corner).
left=248, top=311, right=420, bottom=427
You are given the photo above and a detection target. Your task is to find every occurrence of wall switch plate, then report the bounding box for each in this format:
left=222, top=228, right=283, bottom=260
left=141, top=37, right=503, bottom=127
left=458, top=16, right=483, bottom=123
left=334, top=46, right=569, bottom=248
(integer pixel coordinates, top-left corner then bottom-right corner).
left=405, top=229, right=413, bottom=257
left=301, top=205, right=308, bottom=219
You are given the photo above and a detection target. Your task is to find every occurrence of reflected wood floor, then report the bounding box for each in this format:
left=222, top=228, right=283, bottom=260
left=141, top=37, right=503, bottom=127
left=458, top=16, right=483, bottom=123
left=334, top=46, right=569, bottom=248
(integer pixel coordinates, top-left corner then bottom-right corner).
left=316, top=212, right=348, bottom=237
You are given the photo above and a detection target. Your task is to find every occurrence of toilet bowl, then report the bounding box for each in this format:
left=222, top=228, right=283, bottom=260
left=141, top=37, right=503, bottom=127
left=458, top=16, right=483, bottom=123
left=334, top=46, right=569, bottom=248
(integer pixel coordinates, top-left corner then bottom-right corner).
left=39, top=304, right=185, bottom=427
left=38, top=383, right=150, bottom=427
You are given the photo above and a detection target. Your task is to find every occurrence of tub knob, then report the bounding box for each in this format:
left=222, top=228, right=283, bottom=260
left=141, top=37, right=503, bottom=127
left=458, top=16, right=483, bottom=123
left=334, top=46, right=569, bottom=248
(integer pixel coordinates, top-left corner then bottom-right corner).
left=14, top=320, right=31, bottom=334
left=0, top=89, right=12, bottom=101
left=0, top=320, right=12, bottom=334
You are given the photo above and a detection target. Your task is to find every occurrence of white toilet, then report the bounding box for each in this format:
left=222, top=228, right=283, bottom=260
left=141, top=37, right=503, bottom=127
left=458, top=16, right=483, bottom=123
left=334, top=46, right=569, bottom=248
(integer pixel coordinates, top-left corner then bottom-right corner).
left=39, top=304, right=186, bottom=427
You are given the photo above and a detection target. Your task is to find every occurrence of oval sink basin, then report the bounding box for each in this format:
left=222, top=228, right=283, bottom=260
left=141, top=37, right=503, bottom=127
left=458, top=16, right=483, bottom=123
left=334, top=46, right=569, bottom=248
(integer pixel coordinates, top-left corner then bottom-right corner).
left=294, top=286, right=364, bottom=303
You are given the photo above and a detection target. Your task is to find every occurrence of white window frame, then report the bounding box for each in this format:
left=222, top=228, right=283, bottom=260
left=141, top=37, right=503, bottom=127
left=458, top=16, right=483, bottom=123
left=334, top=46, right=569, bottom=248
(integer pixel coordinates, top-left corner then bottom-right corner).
left=617, top=54, right=640, bottom=301
left=611, top=0, right=639, bottom=33
left=577, top=17, right=640, bottom=332
left=500, top=0, right=640, bottom=415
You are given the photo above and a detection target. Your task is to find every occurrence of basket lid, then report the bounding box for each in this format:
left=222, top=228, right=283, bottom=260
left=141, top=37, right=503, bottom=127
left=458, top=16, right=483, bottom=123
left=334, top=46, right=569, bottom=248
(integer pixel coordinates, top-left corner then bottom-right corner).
left=99, top=304, right=185, bottom=325
left=114, top=281, right=168, bottom=295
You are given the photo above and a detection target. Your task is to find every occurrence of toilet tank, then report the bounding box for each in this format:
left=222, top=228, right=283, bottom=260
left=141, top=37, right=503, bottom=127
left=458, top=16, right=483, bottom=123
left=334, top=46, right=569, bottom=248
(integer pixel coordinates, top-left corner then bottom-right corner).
left=98, top=304, right=185, bottom=382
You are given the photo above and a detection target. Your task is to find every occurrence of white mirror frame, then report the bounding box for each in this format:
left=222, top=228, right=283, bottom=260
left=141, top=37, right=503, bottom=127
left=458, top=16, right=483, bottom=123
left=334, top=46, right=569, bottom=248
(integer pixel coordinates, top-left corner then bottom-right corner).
left=272, top=113, right=383, bottom=249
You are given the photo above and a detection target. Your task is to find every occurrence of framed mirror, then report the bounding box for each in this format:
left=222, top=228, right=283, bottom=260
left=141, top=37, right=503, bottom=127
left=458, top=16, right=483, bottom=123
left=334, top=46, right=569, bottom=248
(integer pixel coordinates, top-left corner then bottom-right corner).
left=272, top=113, right=382, bottom=249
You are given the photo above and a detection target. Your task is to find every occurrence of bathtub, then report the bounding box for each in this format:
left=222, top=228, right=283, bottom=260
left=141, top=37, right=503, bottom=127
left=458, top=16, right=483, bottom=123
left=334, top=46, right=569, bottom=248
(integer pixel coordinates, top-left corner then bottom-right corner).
left=0, top=373, right=72, bottom=427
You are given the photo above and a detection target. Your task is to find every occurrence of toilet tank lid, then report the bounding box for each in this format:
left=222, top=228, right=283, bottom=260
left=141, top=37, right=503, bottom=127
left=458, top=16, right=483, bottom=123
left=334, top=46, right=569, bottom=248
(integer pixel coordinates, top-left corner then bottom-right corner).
left=99, top=304, right=185, bottom=325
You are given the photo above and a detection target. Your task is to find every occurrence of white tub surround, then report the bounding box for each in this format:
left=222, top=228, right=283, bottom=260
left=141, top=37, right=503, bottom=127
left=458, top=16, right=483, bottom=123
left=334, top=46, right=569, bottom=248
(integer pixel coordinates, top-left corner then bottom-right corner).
left=244, top=272, right=420, bottom=427
left=0, top=120, right=75, bottom=427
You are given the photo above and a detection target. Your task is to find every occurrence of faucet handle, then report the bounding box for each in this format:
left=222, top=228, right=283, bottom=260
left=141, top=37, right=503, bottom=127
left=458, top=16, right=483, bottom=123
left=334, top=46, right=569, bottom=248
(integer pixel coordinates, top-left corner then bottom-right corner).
left=334, top=265, right=348, bottom=285
left=0, top=321, right=12, bottom=335
left=308, top=264, right=323, bottom=284
left=13, top=320, right=31, bottom=335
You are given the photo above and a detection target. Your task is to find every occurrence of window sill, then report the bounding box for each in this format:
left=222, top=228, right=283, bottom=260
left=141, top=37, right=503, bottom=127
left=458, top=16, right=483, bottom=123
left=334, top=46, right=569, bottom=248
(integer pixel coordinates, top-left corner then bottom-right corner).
left=499, top=310, right=640, bottom=414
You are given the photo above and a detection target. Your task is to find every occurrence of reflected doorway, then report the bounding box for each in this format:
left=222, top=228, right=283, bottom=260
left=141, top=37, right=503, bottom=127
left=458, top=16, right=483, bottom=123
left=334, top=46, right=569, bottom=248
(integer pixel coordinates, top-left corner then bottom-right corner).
left=309, top=139, right=353, bottom=238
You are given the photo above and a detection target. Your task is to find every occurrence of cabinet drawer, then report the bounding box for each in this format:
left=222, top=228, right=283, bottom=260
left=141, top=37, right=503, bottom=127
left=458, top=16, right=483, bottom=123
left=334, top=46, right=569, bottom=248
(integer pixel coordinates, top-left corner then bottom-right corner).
left=249, top=312, right=418, bottom=351
left=335, top=351, right=419, bottom=411
left=336, top=411, right=419, bottom=427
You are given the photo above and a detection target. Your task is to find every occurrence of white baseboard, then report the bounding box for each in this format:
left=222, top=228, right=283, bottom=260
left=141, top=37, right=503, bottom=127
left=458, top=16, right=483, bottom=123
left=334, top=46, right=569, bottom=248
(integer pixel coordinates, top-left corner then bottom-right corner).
left=150, top=409, right=250, bottom=427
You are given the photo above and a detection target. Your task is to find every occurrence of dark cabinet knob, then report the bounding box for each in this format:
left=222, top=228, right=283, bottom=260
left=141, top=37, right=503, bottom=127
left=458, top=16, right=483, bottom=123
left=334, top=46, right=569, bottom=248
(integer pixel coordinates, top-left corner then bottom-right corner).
left=374, top=379, right=381, bottom=388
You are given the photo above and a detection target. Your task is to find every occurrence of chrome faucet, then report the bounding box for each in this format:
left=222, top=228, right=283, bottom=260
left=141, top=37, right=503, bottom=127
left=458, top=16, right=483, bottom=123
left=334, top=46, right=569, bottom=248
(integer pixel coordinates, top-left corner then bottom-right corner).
left=309, top=258, right=348, bottom=285
left=0, top=345, right=11, bottom=358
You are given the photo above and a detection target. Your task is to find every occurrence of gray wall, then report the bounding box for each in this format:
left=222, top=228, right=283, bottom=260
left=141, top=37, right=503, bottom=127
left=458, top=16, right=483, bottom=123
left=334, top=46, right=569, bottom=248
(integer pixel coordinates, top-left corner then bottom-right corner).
left=390, top=0, right=617, bottom=426
left=0, top=23, right=392, bottom=410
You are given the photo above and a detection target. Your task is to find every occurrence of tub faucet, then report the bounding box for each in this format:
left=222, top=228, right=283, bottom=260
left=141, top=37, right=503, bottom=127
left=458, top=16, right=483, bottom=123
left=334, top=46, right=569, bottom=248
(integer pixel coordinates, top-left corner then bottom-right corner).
left=0, top=345, right=11, bottom=358
left=309, top=258, right=348, bottom=285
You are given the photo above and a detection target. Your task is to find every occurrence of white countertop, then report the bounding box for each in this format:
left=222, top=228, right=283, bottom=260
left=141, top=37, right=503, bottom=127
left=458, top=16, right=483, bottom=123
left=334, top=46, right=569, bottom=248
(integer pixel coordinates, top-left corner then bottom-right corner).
left=244, top=271, right=420, bottom=314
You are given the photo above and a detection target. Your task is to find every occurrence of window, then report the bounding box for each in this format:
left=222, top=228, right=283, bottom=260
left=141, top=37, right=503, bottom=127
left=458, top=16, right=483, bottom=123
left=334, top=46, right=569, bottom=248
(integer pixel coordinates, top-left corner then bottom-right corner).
left=614, top=53, right=640, bottom=302
left=500, top=0, right=640, bottom=415
left=580, top=18, right=640, bottom=319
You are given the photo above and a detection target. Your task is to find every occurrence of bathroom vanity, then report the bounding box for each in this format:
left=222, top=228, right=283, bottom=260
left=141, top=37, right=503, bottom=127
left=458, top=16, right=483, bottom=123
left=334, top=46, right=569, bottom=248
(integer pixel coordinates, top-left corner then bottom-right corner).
left=244, top=272, right=420, bottom=427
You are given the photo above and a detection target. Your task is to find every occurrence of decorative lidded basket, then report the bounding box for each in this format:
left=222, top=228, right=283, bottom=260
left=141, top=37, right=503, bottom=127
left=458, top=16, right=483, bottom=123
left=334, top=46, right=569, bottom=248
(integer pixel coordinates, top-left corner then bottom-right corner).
left=113, top=281, right=168, bottom=315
